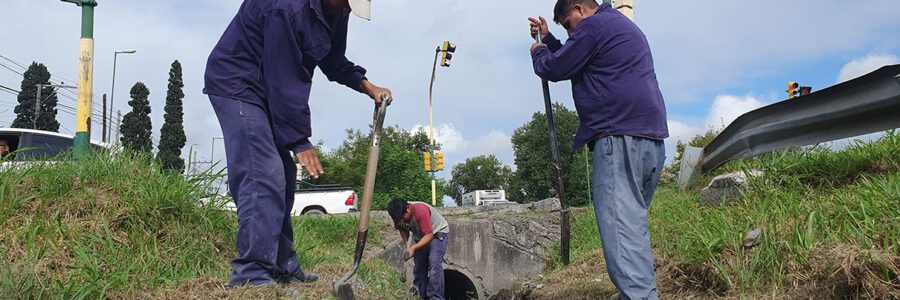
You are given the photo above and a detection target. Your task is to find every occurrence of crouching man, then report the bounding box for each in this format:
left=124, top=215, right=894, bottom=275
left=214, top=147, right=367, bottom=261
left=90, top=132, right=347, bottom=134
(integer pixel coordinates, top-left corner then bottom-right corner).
left=388, top=199, right=450, bottom=300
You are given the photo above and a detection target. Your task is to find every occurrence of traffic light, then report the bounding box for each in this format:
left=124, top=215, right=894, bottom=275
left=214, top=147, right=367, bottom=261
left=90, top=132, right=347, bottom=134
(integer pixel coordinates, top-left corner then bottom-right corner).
left=440, top=41, right=456, bottom=67
left=786, top=82, right=799, bottom=99
left=799, top=86, right=812, bottom=96
left=435, top=153, right=444, bottom=171
left=424, top=153, right=432, bottom=172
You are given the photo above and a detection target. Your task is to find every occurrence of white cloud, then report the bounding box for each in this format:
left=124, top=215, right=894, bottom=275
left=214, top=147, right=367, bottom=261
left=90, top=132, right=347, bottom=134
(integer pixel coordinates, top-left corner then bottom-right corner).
left=409, top=123, right=514, bottom=174
left=836, top=54, right=900, bottom=83
left=705, top=95, right=765, bottom=130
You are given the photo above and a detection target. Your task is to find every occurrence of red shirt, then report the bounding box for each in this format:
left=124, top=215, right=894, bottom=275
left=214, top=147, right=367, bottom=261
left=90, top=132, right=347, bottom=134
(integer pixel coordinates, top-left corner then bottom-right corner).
left=394, top=203, right=433, bottom=235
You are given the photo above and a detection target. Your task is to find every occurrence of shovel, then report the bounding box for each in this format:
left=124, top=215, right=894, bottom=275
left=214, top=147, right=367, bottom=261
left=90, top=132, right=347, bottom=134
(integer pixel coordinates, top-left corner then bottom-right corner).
left=534, top=28, right=571, bottom=266
left=332, top=93, right=389, bottom=300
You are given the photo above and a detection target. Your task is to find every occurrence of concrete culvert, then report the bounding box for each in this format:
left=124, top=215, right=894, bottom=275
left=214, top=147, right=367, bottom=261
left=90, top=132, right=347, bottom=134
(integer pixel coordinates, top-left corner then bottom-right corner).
left=444, top=269, right=478, bottom=299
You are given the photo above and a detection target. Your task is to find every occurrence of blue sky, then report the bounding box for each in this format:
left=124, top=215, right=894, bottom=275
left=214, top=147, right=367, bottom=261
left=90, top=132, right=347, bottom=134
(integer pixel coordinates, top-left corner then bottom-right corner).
left=1, top=0, right=899, bottom=189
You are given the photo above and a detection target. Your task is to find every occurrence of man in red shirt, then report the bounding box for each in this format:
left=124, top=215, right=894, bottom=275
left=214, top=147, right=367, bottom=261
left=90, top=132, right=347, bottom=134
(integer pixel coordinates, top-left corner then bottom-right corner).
left=388, top=198, right=450, bottom=299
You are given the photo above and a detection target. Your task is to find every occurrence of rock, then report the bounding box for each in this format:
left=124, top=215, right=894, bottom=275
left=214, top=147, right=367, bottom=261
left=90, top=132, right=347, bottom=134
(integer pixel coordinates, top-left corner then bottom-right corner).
left=743, top=228, right=763, bottom=248
left=699, top=170, right=763, bottom=206
left=530, top=198, right=561, bottom=213
left=593, top=277, right=603, bottom=283
left=536, top=284, right=543, bottom=289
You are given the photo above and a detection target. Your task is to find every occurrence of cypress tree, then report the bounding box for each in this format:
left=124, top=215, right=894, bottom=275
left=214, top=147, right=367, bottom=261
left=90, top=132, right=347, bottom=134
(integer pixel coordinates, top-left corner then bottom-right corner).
left=12, top=62, right=60, bottom=132
left=156, top=60, right=186, bottom=172
left=120, top=82, right=152, bottom=153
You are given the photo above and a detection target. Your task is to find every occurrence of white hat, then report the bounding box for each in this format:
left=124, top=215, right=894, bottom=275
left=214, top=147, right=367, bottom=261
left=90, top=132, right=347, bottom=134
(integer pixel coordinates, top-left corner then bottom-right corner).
left=348, top=0, right=371, bottom=21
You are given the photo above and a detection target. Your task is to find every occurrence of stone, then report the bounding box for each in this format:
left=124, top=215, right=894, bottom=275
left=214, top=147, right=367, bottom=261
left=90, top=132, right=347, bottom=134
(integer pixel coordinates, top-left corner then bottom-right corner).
left=530, top=198, right=561, bottom=213
left=743, top=228, right=763, bottom=248
left=699, top=170, right=763, bottom=206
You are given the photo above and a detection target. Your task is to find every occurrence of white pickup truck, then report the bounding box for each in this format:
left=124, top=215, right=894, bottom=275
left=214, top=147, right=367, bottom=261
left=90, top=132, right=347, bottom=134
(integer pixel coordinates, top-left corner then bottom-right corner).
left=200, top=181, right=358, bottom=216
left=292, top=181, right=358, bottom=215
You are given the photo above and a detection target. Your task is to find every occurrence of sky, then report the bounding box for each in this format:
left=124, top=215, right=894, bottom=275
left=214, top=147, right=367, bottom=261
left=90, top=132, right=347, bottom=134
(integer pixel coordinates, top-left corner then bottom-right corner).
left=1, top=0, right=899, bottom=194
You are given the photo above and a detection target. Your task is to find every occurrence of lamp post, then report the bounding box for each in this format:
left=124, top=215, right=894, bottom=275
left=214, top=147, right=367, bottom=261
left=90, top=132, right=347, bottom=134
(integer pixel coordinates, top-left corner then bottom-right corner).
left=61, top=0, right=98, bottom=159
left=426, top=41, right=456, bottom=206
left=211, top=136, right=224, bottom=165
left=108, top=49, right=136, bottom=142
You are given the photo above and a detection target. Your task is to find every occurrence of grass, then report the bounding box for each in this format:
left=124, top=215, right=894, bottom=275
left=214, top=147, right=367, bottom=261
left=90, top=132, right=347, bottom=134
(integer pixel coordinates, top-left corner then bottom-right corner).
left=544, top=131, right=900, bottom=298
left=0, top=151, right=407, bottom=299
left=2, top=132, right=898, bottom=299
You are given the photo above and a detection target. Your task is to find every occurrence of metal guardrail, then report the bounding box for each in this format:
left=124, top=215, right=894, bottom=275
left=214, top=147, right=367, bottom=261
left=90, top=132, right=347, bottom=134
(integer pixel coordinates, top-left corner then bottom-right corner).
left=679, top=65, right=900, bottom=187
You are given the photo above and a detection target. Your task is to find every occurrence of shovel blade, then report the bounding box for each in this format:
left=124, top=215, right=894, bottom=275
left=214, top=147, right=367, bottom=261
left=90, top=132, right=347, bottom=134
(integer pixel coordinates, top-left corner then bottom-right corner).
left=333, top=280, right=356, bottom=300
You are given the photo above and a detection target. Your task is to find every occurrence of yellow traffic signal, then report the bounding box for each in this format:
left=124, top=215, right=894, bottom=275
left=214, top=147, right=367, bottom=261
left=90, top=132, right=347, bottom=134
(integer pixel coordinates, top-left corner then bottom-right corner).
left=441, top=41, right=457, bottom=53
left=424, top=153, right=432, bottom=172
left=435, top=153, right=444, bottom=171
left=439, top=41, right=456, bottom=67
left=786, top=82, right=799, bottom=99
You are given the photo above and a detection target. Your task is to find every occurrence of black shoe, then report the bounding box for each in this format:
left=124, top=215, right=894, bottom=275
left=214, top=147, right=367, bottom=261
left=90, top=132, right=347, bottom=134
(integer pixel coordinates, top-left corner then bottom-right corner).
left=278, top=272, right=320, bottom=284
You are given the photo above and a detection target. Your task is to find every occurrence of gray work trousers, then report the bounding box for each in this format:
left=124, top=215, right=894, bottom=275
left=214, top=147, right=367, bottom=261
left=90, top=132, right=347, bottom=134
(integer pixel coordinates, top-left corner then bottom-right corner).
left=592, top=135, right=664, bottom=300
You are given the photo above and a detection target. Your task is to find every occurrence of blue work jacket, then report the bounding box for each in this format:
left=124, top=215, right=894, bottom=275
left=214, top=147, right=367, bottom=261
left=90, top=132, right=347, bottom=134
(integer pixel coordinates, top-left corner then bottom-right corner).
left=532, top=3, right=668, bottom=150
left=204, top=0, right=367, bottom=154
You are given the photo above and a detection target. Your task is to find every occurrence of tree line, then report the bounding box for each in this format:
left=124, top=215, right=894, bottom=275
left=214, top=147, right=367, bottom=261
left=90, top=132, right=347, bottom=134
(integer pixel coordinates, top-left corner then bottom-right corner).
left=10, top=61, right=187, bottom=173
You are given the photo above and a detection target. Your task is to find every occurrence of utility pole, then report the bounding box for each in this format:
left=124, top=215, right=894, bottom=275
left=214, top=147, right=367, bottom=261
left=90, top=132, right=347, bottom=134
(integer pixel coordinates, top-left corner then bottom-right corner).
left=35, top=83, right=76, bottom=130
left=115, top=110, right=121, bottom=145
left=61, top=0, right=98, bottom=159
left=101, top=94, right=106, bottom=142
left=615, top=0, right=635, bottom=22
left=426, top=41, right=456, bottom=206
left=35, top=84, right=41, bottom=129
left=211, top=136, right=224, bottom=166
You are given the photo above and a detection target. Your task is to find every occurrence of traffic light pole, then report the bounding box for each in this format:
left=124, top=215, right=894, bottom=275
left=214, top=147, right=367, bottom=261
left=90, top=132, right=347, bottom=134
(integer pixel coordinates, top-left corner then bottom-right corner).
left=62, top=0, right=98, bottom=159
left=428, top=47, right=440, bottom=206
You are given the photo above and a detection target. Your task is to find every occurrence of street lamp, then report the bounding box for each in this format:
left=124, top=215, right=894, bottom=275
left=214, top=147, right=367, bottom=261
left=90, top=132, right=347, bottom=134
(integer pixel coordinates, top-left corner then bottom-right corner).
left=211, top=136, right=224, bottom=165
left=108, top=49, right=136, bottom=142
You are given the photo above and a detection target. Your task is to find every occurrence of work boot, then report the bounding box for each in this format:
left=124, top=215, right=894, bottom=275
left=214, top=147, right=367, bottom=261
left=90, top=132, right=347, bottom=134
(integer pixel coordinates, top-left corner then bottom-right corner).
left=277, top=272, right=320, bottom=284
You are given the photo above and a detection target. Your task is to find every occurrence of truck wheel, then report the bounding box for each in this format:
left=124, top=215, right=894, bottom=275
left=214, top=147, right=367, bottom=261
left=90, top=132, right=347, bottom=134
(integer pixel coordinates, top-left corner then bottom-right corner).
left=304, top=208, right=326, bottom=216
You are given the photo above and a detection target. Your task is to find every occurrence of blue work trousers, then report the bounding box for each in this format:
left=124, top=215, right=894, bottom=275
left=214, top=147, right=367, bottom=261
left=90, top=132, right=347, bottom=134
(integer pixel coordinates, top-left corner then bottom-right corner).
left=210, top=95, right=303, bottom=286
left=592, top=136, right=664, bottom=300
left=413, top=232, right=448, bottom=300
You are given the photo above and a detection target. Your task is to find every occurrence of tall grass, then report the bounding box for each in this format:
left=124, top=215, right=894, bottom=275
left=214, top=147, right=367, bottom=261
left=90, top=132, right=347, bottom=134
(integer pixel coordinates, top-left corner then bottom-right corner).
left=0, top=151, right=235, bottom=299
left=562, top=132, right=900, bottom=297
left=0, top=151, right=406, bottom=299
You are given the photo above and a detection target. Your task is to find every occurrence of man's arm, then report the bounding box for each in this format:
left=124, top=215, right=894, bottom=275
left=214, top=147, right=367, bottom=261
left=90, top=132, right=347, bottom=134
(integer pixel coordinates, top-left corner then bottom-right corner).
left=398, top=228, right=410, bottom=247
left=409, top=233, right=434, bottom=255
left=318, top=16, right=392, bottom=104
left=531, top=24, right=598, bottom=82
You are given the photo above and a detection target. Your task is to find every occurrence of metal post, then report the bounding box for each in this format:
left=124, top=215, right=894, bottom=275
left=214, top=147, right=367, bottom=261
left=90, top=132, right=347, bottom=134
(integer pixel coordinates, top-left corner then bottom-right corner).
left=109, top=49, right=135, bottom=141
left=115, top=110, right=121, bottom=145
left=34, top=83, right=42, bottom=129
left=428, top=47, right=440, bottom=206
left=109, top=53, right=117, bottom=140
left=101, top=93, right=106, bottom=142
left=62, top=0, right=98, bottom=159
left=211, top=136, right=223, bottom=165
left=584, top=147, right=592, bottom=203
left=616, top=0, right=635, bottom=21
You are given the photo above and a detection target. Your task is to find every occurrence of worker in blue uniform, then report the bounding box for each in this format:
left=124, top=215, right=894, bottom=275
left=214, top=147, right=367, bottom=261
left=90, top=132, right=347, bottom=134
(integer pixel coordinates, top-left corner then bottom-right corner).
left=530, top=0, right=668, bottom=299
left=204, top=0, right=391, bottom=287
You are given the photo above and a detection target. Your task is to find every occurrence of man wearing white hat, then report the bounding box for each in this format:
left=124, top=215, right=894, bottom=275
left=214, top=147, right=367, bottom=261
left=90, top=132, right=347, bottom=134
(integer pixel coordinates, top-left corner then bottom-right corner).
left=204, top=0, right=390, bottom=288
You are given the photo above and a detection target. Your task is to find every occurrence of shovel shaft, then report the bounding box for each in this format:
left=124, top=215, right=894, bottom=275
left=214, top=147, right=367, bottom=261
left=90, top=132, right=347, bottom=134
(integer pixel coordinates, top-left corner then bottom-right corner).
left=337, top=95, right=387, bottom=285
left=536, top=29, right=571, bottom=266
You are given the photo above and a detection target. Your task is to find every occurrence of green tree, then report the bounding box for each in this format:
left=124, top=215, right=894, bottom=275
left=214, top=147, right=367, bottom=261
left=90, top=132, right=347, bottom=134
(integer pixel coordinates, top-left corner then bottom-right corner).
left=12, top=62, right=60, bottom=132
left=446, top=155, right=513, bottom=204
left=156, top=61, right=186, bottom=172
left=120, top=82, right=153, bottom=153
left=510, top=103, right=592, bottom=206
left=315, top=126, right=445, bottom=209
left=660, top=127, right=721, bottom=185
